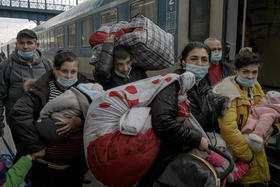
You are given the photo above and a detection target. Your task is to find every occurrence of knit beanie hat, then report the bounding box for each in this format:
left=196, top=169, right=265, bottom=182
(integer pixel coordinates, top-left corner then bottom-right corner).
left=0, top=162, right=6, bottom=186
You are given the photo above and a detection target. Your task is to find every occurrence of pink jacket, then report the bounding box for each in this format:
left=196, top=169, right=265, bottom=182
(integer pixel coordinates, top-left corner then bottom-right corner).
left=242, top=104, right=280, bottom=138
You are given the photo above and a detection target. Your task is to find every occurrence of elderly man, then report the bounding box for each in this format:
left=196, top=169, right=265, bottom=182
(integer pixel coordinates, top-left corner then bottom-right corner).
left=204, top=37, right=233, bottom=85
left=0, top=29, right=52, bottom=137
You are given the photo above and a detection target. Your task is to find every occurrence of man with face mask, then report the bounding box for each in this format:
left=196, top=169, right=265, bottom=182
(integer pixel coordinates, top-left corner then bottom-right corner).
left=204, top=38, right=233, bottom=85
left=0, top=29, right=52, bottom=137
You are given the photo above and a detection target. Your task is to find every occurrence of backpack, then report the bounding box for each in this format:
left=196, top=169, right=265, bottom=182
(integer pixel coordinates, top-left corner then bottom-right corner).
left=4, top=57, right=52, bottom=86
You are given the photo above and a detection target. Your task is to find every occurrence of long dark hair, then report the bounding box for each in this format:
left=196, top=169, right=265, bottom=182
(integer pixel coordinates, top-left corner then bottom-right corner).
left=180, top=42, right=211, bottom=69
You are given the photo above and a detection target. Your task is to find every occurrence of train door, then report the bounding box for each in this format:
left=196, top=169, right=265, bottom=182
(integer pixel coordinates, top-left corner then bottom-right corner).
left=225, top=0, right=280, bottom=88
left=225, top=1, right=280, bottom=186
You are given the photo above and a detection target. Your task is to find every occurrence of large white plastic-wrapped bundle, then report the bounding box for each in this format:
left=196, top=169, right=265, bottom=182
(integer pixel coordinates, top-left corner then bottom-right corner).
left=84, top=73, right=179, bottom=187
left=90, top=15, right=174, bottom=70
left=84, top=72, right=196, bottom=187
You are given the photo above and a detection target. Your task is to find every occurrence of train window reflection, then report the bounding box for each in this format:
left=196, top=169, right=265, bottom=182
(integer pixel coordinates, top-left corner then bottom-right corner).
left=130, top=0, right=158, bottom=23
left=101, top=8, right=117, bottom=26
left=38, top=33, right=43, bottom=49
left=68, top=23, right=76, bottom=48
left=56, top=27, right=64, bottom=48
left=44, top=32, right=48, bottom=50
left=49, top=30, right=55, bottom=49
left=82, top=17, right=93, bottom=47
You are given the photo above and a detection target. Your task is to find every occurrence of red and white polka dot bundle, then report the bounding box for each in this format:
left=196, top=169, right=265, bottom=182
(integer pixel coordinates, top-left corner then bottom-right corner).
left=84, top=72, right=195, bottom=187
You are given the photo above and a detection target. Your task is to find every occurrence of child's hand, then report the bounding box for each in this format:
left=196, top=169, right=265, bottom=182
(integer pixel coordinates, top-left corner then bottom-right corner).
left=259, top=97, right=268, bottom=104
left=199, top=137, right=210, bottom=153
left=30, top=148, right=46, bottom=160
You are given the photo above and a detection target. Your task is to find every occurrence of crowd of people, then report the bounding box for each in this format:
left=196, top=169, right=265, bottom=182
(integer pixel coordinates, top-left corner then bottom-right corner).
left=0, top=27, right=279, bottom=187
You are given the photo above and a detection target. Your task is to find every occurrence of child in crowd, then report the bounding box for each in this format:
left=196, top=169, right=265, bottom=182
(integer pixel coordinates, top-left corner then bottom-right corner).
left=206, top=133, right=250, bottom=185
left=242, top=90, right=280, bottom=152
left=0, top=148, right=45, bottom=187
left=35, top=82, right=104, bottom=144
left=207, top=90, right=280, bottom=184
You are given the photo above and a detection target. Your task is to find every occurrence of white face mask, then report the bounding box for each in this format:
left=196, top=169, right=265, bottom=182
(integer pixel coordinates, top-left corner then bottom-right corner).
left=185, top=64, right=209, bottom=81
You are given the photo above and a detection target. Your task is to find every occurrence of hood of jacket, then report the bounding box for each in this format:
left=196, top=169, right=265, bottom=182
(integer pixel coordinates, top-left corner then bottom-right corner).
left=212, top=76, right=241, bottom=106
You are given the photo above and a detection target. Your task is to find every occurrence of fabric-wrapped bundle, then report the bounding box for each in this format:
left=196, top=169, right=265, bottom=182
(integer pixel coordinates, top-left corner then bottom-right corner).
left=89, top=15, right=174, bottom=70
left=84, top=73, right=186, bottom=187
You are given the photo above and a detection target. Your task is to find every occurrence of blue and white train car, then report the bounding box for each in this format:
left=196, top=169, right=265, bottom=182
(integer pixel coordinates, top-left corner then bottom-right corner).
left=32, top=0, right=226, bottom=77
left=4, top=0, right=280, bottom=89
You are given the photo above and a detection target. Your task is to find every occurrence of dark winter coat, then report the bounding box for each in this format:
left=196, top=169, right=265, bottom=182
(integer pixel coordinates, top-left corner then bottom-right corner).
left=0, top=49, right=52, bottom=128
left=174, top=68, right=229, bottom=132
left=151, top=82, right=202, bottom=150
left=7, top=71, right=89, bottom=156
left=137, top=81, right=203, bottom=187
left=93, top=42, right=147, bottom=90
left=220, top=59, right=234, bottom=78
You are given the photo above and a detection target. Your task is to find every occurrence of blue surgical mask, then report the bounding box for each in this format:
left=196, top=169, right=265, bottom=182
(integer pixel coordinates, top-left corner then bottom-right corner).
left=57, top=76, right=78, bottom=88
left=211, top=52, right=222, bottom=62
left=236, top=77, right=257, bottom=87
left=17, top=50, right=35, bottom=60
left=185, top=64, right=209, bottom=81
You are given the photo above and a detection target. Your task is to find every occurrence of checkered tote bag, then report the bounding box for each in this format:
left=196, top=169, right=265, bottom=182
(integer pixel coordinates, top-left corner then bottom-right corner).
left=90, top=15, right=174, bottom=70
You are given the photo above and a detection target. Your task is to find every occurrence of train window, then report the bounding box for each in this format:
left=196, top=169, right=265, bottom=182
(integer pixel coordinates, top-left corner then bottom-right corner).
left=49, top=30, right=55, bottom=49
left=101, top=8, right=118, bottom=26
left=44, top=32, right=48, bottom=49
left=130, top=0, right=158, bottom=23
left=56, top=27, right=64, bottom=48
left=39, top=33, right=44, bottom=49
left=189, top=0, right=210, bottom=41
left=68, top=23, right=76, bottom=48
left=82, top=17, right=93, bottom=47
left=38, top=34, right=42, bottom=47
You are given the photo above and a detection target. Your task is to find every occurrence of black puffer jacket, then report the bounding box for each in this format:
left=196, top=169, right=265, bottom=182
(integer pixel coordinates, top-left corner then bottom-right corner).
left=7, top=71, right=89, bottom=156
left=151, top=81, right=202, bottom=151
left=174, top=68, right=229, bottom=132
left=137, top=81, right=203, bottom=187
left=93, top=42, right=147, bottom=90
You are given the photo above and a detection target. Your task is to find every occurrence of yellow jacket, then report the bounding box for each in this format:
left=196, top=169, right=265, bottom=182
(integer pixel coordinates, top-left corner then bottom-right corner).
left=215, top=77, right=270, bottom=184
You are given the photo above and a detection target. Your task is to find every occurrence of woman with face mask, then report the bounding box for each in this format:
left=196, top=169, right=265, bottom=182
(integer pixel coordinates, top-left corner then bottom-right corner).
left=215, top=51, right=280, bottom=186
left=7, top=50, right=90, bottom=187
left=174, top=42, right=228, bottom=132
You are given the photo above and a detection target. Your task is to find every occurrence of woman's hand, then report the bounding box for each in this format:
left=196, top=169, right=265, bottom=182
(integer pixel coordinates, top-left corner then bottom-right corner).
left=105, top=34, right=115, bottom=43
left=199, top=137, right=210, bottom=153
left=56, top=114, right=82, bottom=136
left=29, top=148, right=46, bottom=160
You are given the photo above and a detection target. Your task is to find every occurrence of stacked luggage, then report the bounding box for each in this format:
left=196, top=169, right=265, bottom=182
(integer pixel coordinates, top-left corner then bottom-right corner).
left=89, top=15, right=174, bottom=70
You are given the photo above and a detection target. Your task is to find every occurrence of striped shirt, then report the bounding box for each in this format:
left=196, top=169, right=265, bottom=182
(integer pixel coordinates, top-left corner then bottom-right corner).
left=48, top=80, right=63, bottom=102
